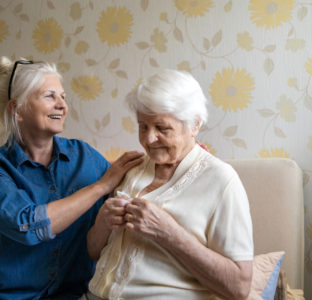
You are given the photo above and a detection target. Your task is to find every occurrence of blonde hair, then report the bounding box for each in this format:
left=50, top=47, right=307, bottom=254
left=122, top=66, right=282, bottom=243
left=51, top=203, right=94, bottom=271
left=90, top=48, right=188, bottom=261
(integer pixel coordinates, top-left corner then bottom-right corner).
left=0, top=56, right=61, bottom=146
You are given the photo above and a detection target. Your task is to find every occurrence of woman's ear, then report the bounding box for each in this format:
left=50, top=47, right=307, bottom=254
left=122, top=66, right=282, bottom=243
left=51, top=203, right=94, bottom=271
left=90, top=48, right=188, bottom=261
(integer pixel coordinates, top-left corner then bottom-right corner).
left=8, top=100, right=22, bottom=121
left=191, top=118, right=201, bottom=137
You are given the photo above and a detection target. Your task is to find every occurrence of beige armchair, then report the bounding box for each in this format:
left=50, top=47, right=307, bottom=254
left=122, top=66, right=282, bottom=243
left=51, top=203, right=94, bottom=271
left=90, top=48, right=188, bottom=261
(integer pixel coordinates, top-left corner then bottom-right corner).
left=227, top=158, right=304, bottom=299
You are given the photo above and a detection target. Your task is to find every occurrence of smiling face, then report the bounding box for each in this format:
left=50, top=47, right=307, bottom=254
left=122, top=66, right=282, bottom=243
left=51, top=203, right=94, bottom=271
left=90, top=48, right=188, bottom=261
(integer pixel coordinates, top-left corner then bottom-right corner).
left=137, top=112, right=198, bottom=166
left=17, top=74, right=68, bottom=140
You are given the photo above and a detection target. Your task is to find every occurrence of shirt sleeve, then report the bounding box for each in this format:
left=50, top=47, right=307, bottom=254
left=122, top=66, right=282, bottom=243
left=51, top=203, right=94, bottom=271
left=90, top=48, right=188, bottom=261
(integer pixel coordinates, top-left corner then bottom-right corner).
left=207, top=172, right=254, bottom=262
left=34, top=204, right=56, bottom=241
left=85, top=142, right=111, bottom=209
left=0, top=173, right=52, bottom=246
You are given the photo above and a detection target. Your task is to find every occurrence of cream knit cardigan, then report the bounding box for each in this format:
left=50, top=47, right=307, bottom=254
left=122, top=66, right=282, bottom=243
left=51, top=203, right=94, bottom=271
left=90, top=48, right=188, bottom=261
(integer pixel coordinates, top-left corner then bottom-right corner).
left=89, top=144, right=253, bottom=300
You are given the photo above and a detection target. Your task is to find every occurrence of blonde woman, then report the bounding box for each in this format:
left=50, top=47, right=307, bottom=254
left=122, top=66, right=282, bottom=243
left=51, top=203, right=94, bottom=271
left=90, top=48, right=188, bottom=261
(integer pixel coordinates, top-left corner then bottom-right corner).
left=0, top=57, right=143, bottom=299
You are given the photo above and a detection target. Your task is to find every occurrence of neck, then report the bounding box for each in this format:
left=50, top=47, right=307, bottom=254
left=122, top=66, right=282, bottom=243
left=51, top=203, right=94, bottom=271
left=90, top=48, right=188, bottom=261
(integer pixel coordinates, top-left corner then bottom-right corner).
left=21, top=133, right=54, bottom=167
left=154, top=162, right=180, bottom=181
left=154, top=142, right=195, bottom=181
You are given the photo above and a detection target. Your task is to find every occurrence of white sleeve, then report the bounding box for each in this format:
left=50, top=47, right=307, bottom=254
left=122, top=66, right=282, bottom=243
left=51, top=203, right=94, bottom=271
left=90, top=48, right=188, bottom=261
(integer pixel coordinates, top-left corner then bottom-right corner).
left=207, top=172, right=254, bottom=261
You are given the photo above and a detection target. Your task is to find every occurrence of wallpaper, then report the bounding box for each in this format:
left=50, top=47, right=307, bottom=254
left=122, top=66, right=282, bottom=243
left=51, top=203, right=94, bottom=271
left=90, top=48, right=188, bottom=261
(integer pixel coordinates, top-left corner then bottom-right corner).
left=0, top=0, right=312, bottom=296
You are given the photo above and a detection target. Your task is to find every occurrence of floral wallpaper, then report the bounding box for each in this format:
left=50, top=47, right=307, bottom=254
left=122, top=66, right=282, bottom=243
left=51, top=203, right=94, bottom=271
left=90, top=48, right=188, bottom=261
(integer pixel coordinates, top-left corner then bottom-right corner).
left=0, top=0, right=312, bottom=296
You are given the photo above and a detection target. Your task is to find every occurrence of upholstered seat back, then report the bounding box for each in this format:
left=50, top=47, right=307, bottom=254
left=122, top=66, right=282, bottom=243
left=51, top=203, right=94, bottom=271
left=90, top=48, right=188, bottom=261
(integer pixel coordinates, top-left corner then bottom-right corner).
left=227, top=158, right=304, bottom=289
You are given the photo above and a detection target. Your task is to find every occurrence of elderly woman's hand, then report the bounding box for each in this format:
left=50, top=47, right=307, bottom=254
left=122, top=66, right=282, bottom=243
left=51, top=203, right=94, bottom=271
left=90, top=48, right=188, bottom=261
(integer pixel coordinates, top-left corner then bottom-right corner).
left=124, top=198, right=178, bottom=242
left=96, top=197, right=130, bottom=230
left=87, top=197, right=130, bottom=260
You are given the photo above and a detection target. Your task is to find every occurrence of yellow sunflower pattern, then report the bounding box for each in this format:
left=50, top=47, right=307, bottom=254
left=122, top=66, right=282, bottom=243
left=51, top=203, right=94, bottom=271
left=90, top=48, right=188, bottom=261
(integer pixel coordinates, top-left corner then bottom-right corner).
left=175, top=0, right=214, bottom=17
left=209, top=68, right=255, bottom=112
left=32, top=18, right=63, bottom=54
left=2, top=1, right=312, bottom=295
left=248, top=0, right=295, bottom=29
left=0, top=20, right=8, bottom=43
left=275, top=94, right=297, bottom=122
left=71, top=76, right=103, bottom=101
left=150, top=28, right=167, bottom=53
left=201, top=142, right=216, bottom=155
left=258, top=147, right=290, bottom=158
left=285, top=38, right=305, bottom=53
left=305, top=58, right=312, bottom=76
left=237, top=32, right=253, bottom=51
left=97, top=6, right=133, bottom=46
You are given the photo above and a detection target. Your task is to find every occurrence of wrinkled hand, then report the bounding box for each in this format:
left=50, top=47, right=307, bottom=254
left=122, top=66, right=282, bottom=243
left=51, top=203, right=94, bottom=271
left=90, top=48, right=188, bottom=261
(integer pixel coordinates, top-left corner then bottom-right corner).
left=87, top=197, right=130, bottom=260
left=99, top=151, right=144, bottom=194
left=95, top=197, right=130, bottom=230
left=124, top=198, right=179, bottom=242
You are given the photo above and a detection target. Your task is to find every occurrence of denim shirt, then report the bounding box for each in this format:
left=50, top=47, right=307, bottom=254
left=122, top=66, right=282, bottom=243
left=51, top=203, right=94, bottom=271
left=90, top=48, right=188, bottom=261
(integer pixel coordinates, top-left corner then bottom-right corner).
left=0, top=136, right=110, bottom=300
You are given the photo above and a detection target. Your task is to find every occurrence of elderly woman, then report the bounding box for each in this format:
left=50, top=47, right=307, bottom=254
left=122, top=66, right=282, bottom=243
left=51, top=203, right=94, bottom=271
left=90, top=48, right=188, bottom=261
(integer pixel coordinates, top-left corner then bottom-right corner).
left=0, top=57, right=143, bottom=299
left=84, top=69, right=254, bottom=300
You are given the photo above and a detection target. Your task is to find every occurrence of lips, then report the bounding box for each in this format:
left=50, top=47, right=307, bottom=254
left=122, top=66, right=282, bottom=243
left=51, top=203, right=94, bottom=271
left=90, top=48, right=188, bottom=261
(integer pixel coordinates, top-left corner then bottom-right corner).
left=149, top=146, right=166, bottom=151
left=48, top=114, right=62, bottom=119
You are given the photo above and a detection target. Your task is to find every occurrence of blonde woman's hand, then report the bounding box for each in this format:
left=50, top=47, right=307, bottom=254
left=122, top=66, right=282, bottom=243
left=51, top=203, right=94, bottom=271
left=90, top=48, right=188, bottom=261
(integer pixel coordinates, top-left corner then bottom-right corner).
left=97, top=151, right=144, bottom=195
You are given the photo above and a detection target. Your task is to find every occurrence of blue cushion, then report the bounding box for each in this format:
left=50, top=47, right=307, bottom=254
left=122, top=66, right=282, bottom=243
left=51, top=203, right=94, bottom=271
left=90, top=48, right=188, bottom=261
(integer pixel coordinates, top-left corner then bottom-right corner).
left=261, top=253, right=285, bottom=300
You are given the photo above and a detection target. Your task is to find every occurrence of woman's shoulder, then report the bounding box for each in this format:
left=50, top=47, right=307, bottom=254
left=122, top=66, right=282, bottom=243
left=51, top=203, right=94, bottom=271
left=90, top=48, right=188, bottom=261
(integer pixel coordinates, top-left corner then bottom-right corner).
left=55, top=136, right=90, bottom=148
left=55, top=137, right=108, bottom=165
left=0, top=144, right=9, bottom=166
left=55, top=137, right=102, bottom=154
left=0, top=143, right=8, bottom=156
left=196, top=146, right=238, bottom=180
left=119, top=154, right=150, bottom=184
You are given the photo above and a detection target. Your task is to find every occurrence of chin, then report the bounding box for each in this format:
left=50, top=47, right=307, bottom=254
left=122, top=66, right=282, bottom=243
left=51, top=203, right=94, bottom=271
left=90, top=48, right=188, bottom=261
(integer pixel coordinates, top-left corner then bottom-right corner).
left=50, top=128, right=64, bottom=135
left=150, top=156, right=171, bottom=165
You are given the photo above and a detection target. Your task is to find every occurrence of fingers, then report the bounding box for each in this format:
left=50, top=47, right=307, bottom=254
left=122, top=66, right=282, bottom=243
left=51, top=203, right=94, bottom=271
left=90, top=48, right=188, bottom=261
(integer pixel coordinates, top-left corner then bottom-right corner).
left=118, top=152, right=144, bottom=172
left=119, top=151, right=145, bottom=160
left=123, top=156, right=145, bottom=172
left=124, top=198, right=150, bottom=225
left=111, top=215, right=125, bottom=226
left=101, top=198, right=130, bottom=219
left=99, top=198, right=130, bottom=229
left=101, top=152, right=144, bottom=194
left=126, top=198, right=147, bottom=212
left=124, top=212, right=137, bottom=222
left=116, top=151, right=144, bottom=167
left=105, top=197, right=129, bottom=208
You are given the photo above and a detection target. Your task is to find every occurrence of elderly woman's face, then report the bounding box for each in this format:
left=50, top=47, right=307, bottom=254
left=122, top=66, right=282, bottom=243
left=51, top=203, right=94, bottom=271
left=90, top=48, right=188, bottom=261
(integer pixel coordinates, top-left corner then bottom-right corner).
left=17, top=74, right=67, bottom=138
left=137, top=112, right=197, bottom=166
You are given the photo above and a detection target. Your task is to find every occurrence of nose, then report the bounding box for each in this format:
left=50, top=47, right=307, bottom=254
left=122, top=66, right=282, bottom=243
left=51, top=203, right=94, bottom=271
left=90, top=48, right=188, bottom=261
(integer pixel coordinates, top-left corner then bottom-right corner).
left=144, top=128, right=158, bottom=144
left=55, top=95, right=67, bottom=110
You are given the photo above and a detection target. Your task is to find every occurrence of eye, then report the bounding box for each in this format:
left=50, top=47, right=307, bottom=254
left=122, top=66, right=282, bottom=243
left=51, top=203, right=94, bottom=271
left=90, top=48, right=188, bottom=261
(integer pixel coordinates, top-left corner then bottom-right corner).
left=139, top=124, right=147, bottom=132
left=157, top=126, right=170, bottom=132
left=45, top=93, right=54, bottom=99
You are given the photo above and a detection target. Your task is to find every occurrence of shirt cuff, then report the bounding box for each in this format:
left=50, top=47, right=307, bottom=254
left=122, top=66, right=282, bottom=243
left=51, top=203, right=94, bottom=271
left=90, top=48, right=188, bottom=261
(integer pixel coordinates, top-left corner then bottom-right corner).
left=34, top=204, right=56, bottom=241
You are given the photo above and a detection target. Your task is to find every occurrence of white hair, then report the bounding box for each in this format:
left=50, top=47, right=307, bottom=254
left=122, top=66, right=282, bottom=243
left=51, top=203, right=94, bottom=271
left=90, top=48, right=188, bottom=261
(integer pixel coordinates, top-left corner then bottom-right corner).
left=126, top=69, right=208, bottom=130
left=0, top=56, right=62, bottom=146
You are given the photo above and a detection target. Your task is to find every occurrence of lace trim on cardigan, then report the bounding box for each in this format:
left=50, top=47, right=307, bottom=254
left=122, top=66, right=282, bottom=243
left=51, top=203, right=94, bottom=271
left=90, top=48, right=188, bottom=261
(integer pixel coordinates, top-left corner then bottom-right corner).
left=154, top=157, right=210, bottom=206
left=97, top=155, right=210, bottom=299
left=108, top=233, right=144, bottom=300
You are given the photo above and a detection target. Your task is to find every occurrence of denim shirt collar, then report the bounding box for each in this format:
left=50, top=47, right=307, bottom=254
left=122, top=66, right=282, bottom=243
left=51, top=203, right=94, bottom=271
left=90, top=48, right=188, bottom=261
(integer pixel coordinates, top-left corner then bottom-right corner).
left=52, top=136, right=70, bottom=162
left=7, top=136, right=70, bottom=168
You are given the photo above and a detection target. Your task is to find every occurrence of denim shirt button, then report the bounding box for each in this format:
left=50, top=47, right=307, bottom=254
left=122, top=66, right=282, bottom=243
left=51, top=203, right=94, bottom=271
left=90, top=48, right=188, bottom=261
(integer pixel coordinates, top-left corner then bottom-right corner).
left=50, top=185, right=56, bottom=190
left=50, top=272, right=56, bottom=278
left=53, top=249, right=59, bottom=255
